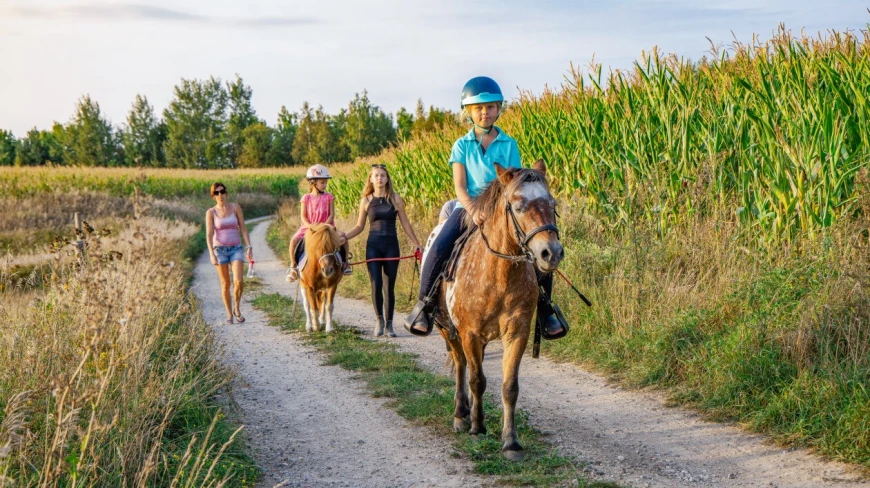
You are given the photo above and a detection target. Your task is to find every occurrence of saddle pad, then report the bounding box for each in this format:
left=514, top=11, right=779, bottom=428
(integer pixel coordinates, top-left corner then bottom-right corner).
left=294, top=240, right=309, bottom=272
left=444, top=225, right=478, bottom=282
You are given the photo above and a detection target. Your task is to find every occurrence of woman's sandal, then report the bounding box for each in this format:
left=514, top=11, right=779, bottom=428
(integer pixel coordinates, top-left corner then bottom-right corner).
left=225, top=316, right=234, bottom=324
left=234, top=311, right=245, bottom=323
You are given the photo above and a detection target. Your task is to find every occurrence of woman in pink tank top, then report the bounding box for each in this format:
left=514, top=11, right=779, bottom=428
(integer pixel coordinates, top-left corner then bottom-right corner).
left=206, top=182, right=253, bottom=324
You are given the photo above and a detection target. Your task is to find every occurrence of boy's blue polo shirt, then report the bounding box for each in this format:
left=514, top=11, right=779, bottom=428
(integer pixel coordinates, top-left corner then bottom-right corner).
left=449, top=126, right=522, bottom=207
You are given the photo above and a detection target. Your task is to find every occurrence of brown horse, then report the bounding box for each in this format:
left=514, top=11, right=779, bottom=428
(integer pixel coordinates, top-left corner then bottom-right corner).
left=433, top=160, right=563, bottom=461
left=299, top=223, right=344, bottom=333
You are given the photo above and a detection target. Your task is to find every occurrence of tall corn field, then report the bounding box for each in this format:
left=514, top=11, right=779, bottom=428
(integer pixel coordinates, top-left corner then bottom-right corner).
left=332, top=26, right=870, bottom=244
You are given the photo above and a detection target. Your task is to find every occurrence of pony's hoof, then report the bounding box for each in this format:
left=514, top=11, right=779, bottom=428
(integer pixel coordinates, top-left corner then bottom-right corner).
left=453, top=417, right=470, bottom=433
left=503, top=449, right=525, bottom=462
left=469, top=425, right=487, bottom=436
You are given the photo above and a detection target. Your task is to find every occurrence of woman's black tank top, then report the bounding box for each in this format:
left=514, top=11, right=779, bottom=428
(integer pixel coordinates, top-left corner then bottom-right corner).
left=367, top=196, right=397, bottom=237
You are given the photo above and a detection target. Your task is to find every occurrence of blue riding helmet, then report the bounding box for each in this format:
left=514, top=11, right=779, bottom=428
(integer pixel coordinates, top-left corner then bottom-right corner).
left=460, top=76, right=504, bottom=108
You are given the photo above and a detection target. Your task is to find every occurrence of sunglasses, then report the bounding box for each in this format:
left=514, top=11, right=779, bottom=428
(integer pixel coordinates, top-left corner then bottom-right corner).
left=213, top=189, right=227, bottom=195
left=371, top=164, right=387, bottom=169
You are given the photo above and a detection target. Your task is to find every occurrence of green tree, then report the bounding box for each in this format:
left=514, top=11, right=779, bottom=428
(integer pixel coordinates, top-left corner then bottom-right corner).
left=48, top=123, right=68, bottom=163
left=15, top=128, right=62, bottom=166
left=238, top=122, right=273, bottom=168
left=226, top=75, right=258, bottom=165
left=292, top=102, right=315, bottom=165
left=411, top=99, right=458, bottom=137
left=343, top=90, right=396, bottom=159
left=0, top=130, right=18, bottom=166
left=268, top=105, right=297, bottom=166
left=395, top=107, right=414, bottom=141
left=64, top=95, right=120, bottom=166
left=163, top=77, right=230, bottom=168
left=122, top=95, right=166, bottom=166
left=322, top=107, right=348, bottom=163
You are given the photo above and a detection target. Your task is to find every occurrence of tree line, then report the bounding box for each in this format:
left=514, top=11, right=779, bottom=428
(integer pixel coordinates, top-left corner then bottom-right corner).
left=0, top=75, right=457, bottom=168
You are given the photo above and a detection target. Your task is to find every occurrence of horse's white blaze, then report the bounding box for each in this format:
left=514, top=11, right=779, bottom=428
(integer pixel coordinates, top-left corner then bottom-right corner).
left=518, top=181, right=549, bottom=201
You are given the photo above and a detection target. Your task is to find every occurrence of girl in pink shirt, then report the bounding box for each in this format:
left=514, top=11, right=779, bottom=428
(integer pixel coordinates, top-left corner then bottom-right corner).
left=287, top=164, right=352, bottom=281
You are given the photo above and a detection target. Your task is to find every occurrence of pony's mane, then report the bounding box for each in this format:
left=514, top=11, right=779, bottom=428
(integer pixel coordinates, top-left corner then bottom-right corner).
left=463, top=167, right=548, bottom=228
left=305, top=223, right=342, bottom=253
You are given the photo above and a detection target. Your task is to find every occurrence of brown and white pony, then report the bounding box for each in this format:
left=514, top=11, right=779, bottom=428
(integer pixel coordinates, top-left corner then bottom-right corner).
left=299, top=223, right=344, bottom=333
left=434, top=160, right=563, bottom=461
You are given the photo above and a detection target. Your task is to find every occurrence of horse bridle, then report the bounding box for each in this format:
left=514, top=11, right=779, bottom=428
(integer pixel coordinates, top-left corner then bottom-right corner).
left=318, top=252, right=340, bottom=270
left=479, top=198, right=559, bottom=264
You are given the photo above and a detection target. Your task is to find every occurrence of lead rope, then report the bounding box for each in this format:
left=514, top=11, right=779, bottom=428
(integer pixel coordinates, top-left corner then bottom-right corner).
left=408, top=258, right=419, bottom=302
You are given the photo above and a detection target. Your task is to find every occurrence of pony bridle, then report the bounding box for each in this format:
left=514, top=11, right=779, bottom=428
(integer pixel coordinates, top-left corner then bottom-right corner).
left=318, top=251, right=340, bottom=271
left=480, top=198, right=559, bottom=265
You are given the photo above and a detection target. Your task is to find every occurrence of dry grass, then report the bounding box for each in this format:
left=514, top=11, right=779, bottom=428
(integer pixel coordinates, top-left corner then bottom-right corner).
left=0, top=215, right=256, bottom=486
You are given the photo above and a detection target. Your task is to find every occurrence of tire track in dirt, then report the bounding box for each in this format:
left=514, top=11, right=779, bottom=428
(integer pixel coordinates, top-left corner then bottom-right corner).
left=192, top=217, right=487, bottom=488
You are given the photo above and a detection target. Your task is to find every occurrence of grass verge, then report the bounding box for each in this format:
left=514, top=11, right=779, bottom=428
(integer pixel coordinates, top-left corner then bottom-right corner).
left=0, top=215, right=259, bottom=485
left=252, top=292, right=620, bottom=487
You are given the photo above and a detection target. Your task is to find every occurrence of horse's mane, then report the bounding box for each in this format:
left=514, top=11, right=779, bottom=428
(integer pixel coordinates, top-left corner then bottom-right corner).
left=305, top=223, right=342, bottom=254
left=463, top=167, right=548, bottom=228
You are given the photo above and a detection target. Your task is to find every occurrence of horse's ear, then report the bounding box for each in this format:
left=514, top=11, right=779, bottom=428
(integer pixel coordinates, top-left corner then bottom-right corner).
left=495, top=163, right=513, bottom=185
left=532, top=159, right=547, bottom=177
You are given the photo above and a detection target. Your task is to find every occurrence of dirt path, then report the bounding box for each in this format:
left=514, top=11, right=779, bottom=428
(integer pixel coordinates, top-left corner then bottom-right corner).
left=195, top=219, right=868, bottom=488
left=192, top=218, right=486, bottom=488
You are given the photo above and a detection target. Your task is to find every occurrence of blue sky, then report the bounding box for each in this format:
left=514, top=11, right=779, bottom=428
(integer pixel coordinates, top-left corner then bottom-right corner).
left=0, top=0, right=867, bottom=135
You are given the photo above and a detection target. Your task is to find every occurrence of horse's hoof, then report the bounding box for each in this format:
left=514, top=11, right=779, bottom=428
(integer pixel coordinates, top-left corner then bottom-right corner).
left=469, top=425, right=487, bottom=436
left=453, top=417, right=469, bottom=433
left=503, top=449, right=525, bottom=462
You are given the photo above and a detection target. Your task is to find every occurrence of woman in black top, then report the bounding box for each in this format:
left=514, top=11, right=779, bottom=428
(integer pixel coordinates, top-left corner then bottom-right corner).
left=343, top=164, right=422, bottom=337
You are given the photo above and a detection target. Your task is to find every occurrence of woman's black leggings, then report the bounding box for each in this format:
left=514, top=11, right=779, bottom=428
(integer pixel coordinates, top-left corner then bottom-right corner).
left=366, top=234, right=401, bottom=321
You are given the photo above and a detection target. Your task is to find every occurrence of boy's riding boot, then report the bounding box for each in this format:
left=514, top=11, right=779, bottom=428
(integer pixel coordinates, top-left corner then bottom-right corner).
left=375, top=315, right=385, bottom=337
left=385, top=320, right=396, bottom=338
left=404, top=299, right=434, bottom=336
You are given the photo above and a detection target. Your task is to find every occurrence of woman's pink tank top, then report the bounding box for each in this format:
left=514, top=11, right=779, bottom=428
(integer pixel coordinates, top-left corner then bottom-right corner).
left=212, top=204, right=241, bottom=246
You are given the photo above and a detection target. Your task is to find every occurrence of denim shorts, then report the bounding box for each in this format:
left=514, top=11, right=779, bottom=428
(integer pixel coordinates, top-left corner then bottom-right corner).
left=214, top=245, right=245, bottom=265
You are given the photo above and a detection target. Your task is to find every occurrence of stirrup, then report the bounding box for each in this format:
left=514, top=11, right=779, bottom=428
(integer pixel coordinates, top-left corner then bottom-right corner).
left=541, top=303, right=569, bottom=340
left=404, top=300, right=433, bottom=336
